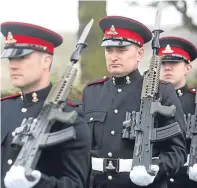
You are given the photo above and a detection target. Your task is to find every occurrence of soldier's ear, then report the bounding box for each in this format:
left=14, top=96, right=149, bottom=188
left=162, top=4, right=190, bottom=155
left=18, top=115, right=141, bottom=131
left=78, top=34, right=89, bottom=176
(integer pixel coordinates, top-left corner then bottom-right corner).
left=185, top=63, right=192, bottom=75
left=41, top=54, right=52, bottom=70
left=137, top=47, right=144, bottom=62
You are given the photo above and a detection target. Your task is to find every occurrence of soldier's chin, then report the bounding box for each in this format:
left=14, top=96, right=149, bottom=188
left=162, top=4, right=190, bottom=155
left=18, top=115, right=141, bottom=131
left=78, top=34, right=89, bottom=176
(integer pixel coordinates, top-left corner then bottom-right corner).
left=163, top=78, right=175, bottom=85
left=11, top=80, right=25, bottom=89
left=109, top=68, right=125, bottom=76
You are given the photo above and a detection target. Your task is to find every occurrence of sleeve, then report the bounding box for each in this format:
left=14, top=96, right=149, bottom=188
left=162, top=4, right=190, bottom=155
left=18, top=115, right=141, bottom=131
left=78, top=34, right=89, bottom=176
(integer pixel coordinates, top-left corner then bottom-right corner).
left=154, top=83, right=187, bottom=183
left=82, top=86, right=87, bottom=112
left=82, top=86, right=94, bottom=187
left=35, top=105, right=92, bottom=188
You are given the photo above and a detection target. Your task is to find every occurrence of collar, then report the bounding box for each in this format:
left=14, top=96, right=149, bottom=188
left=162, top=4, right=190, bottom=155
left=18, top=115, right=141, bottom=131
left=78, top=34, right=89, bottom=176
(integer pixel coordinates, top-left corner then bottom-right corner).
left=20, top=83, right=52, bottom=104
left=111, top=69, right=141, bottom=86
left=176, top=84, right=188, bottom=97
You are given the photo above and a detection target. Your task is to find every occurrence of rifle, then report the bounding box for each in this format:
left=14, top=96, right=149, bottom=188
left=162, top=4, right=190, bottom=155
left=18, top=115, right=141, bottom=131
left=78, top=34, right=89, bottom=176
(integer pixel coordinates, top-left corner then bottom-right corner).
left=187, top=87, right=197, bottom=168
left=131, top=3, right=182, bottom=175
left=10, top=18, right=94, bottom=179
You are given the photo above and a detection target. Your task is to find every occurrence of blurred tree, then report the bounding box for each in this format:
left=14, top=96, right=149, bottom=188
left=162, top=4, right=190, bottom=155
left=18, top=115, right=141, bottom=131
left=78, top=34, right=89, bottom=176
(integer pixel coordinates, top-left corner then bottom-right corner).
left=147, top=0, right=197, bottom=32
left=126, top=0, right=197, bottom=32
left=78, top=0, right=108, bottom=85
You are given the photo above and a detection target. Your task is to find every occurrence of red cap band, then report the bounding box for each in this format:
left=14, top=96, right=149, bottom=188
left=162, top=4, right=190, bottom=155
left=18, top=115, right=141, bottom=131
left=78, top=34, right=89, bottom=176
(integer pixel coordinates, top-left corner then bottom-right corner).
left=158, top=46, right=191, bottom=61
left=104, top=27, right=144, bottom=46
left=6, top=35, right=54, bottom=53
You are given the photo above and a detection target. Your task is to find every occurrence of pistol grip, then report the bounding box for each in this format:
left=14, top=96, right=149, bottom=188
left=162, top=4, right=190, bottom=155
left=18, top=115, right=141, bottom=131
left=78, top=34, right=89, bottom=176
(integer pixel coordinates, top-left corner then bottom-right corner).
left=150, top=101, right=176, bottom=117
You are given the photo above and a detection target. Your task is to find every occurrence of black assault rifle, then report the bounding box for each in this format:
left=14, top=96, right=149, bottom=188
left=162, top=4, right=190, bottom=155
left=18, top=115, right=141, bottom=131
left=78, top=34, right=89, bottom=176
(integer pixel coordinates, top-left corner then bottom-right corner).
left=129, top=4, right=182, bottom=175
left=10, top=19, right=94, bottom=179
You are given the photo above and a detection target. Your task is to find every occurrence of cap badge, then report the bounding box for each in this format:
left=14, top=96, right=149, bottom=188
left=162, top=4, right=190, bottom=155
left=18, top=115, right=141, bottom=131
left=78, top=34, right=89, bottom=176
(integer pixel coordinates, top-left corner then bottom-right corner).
left=5, top=32, right=17, bottom=44
left=107, top=25, right=118, bottom=35
left=162, top=44, right=174, bottom=54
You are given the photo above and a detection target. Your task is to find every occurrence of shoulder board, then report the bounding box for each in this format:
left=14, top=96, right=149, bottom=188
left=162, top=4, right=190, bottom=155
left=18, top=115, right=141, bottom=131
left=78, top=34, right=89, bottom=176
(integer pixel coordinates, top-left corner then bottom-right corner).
left=65, top=99, right=82, bottom=107
left=188, top=88, right=196, bottom=94
left=87, top=76, right=110, bottom=86
left=0, top=93, right=21, bottom=101
left=160, top=80, right=170, bottom=85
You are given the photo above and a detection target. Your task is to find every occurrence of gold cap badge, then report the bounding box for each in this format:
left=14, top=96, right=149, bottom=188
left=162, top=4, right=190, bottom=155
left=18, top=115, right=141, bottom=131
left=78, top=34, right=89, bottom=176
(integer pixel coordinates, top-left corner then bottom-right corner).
left=5, top=32, right=17, bottom=44
left=107, top=25, right=118, bottom=35
left=162, top=44, right=174, bottom=54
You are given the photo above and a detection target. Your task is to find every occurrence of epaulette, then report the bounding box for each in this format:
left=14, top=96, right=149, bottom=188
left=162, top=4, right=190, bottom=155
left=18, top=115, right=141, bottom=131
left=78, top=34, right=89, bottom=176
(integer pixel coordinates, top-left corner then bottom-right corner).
left=0, top=93, right=21, bottom=101
left=65, top=99, right=82, bottom=107
left=87, top=76, right=110, bottom=86
left=160, top=80, right=170, bottom=85
left=188, top=88, right=196, bottom=94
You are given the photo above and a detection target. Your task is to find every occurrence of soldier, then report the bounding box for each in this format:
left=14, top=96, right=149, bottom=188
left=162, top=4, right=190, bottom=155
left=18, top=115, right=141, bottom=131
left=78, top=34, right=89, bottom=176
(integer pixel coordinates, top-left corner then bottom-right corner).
left=82, top=16, right=187, bottom=188
left=1, top=21, right=91, bottom=188
left=159, top=36, right=197, bottom=188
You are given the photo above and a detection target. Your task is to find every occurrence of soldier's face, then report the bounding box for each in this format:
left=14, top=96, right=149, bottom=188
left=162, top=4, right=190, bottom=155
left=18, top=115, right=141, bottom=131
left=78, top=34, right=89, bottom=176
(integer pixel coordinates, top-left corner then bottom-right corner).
left=8, top=51, right=51, bottom=92
left=160, top=61, right=192, bottom=88
left=105, top=45, right=144, bottom=77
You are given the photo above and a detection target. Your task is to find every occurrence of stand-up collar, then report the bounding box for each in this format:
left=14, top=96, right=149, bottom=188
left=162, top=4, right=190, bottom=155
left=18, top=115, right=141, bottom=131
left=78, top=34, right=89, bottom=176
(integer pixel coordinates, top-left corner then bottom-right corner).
left=176, top=84, right=188, bottom=97
left=111, top=69, right=141, bottom=86
left=20, top=83, right=52, bottom=104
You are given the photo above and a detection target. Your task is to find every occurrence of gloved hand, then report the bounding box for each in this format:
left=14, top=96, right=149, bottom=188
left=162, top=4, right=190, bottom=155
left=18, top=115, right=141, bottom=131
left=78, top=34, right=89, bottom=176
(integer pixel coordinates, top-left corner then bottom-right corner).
left=189, top=164, right=197, bottom=182
left=130, top=165, right=159, bottom=186
left=4, top=165, right=41, bottom=188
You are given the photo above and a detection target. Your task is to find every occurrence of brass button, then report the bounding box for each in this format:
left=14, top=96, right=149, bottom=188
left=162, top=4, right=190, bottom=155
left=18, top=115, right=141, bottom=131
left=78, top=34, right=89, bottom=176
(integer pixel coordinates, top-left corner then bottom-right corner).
left=118, top=89, right=122, bottom=93
left=7, top=159, right=12, bottom=165
left=108, top=175, right=112, bottom=180
left=114, top=109, right=118, bottom=114
left=21, top=108, right=27, bottom=113
left=108, top=152, right=112, bottom=157
left=170, top=178, right=174, bottom=182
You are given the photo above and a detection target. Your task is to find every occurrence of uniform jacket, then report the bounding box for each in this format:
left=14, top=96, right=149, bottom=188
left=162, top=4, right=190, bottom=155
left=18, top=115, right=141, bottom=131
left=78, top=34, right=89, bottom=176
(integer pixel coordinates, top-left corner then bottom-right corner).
left=83, top=69, right=187, bottom=188
left=167, top=85, right=196, bottom=188
left=1, top=83, right=91, bottom=188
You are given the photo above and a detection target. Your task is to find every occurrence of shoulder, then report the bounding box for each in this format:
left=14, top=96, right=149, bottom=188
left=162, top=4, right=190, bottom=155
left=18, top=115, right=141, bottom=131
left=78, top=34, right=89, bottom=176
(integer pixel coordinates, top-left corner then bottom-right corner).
left=1, top=93, right=21, bottom=102
left=188, top=88, right=196, bottom=94
left=65, top=99, right=82, bottom=107
left=86, top=76, right=110, bottom=87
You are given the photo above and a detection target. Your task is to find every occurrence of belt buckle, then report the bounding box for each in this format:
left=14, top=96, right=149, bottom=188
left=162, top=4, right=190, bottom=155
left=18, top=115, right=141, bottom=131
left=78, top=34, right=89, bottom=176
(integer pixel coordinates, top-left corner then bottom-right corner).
left=103, top=158, right=119, bottom=173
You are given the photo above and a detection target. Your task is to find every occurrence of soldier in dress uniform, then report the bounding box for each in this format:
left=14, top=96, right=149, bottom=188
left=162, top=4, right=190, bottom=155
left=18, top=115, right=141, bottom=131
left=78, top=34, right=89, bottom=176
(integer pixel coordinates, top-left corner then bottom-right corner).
left=1, top=21, right=91, bottom=188
left=159, top=36, right=197, bottom=187
left=82, top=16, right=187, bottom=188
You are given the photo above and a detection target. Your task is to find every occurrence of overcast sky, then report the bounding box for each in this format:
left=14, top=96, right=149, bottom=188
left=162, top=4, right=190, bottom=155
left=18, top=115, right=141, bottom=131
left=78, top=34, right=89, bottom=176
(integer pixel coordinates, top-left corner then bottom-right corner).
left=0, top=0, right=196, bottom=33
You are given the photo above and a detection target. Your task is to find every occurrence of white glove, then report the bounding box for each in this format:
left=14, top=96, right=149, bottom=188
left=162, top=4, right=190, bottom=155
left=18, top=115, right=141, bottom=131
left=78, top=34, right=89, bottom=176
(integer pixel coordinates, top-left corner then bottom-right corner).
left=4, top=165, right=41, bottom=188
left=130, top=165, right=159, bottom=186
left=189, top=164, right=197, bottom=182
